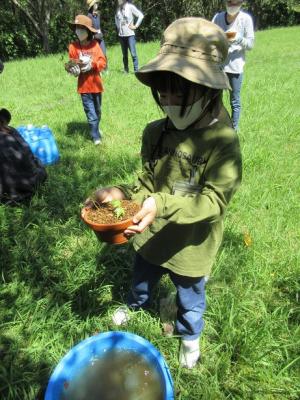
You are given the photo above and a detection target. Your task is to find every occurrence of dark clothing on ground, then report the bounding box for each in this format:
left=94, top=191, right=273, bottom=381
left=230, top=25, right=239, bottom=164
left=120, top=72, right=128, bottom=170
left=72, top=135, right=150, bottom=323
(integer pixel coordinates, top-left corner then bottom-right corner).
left=0, top=127, right=47, bottom=204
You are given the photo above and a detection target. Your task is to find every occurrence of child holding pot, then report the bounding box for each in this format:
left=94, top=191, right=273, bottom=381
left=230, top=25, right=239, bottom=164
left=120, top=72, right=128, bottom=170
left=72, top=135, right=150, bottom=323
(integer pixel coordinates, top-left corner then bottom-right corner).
left=67, top=15, right=106, bottom=145
left=88, top=18, right=242, bottom=368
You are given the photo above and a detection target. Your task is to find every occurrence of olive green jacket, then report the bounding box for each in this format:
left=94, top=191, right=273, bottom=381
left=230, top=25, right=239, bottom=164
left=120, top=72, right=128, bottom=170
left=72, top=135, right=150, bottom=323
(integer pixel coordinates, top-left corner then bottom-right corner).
left=118, top=117, right=242, bottom=277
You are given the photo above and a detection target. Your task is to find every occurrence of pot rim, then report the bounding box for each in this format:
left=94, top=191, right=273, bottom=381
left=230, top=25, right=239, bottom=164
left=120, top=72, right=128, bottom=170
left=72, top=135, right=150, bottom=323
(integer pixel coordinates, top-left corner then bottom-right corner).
left=81, top=207, right=133, bottom=228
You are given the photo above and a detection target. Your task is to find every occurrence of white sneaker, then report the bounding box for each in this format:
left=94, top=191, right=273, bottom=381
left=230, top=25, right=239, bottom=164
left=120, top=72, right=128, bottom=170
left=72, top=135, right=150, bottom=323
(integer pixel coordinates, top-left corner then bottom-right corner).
left=179, top=338, right=200, bottom=369
left=112, top=306, right=130, bottom=326
left=93, top=139, right=102, bottom=145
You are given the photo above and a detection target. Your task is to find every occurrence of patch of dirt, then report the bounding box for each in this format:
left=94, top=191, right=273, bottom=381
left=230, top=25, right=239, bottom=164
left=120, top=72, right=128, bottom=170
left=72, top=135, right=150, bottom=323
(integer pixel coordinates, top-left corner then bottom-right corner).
left=85, top=200, right=140, bottom=224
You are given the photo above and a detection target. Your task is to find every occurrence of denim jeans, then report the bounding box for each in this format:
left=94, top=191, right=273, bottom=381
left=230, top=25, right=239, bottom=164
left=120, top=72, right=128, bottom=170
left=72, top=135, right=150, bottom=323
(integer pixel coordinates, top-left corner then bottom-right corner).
left=119, top=35, right=138, bottom=72
left=81, top=93, right=102, bottom=141
left=127, top=253, right=206, bottom=340
left=227, top=72, right=243, bottom=131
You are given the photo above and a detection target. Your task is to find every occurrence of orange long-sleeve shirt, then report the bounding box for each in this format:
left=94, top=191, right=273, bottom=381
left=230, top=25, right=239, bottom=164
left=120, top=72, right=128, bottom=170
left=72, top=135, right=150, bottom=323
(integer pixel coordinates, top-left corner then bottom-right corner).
left=68, top=40, right=106, bottom=94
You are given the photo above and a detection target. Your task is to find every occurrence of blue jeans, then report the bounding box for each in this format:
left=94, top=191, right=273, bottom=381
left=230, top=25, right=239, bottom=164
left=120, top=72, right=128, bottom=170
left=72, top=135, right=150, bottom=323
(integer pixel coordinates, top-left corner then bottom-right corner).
left=127, top=253, right=206, bottom=340
left=119, top=35, right=138, bottom=72
left=227, top=72, right=243, bottom=131
left=81, top=93, right=102, bottom=141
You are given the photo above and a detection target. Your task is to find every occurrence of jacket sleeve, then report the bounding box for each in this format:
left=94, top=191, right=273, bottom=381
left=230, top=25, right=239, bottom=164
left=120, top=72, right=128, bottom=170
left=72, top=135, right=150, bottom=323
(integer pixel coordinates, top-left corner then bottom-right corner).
left=131, top=5, right=144, bottom=27
left=115, top=125, right=155, bottom=204
left=211, top=13, right=219, bottom=24
left=91, top=43, right=106, bottom=72
left=239, top=15, right=255, bottom=50
left=151, top=137, right=242, bottom=225
left=68, top=43, right=78, bottom=60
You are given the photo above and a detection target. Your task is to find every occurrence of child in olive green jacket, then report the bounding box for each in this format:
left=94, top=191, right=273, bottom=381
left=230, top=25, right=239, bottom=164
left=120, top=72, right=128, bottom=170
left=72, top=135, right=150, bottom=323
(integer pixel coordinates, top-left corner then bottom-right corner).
left=89, top=17, right=242, bottom=368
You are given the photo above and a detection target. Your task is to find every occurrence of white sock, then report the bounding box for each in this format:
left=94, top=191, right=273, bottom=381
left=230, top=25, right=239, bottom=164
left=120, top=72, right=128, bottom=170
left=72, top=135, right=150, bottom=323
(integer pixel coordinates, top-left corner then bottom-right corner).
left=179, top=338, right=200, bottom=369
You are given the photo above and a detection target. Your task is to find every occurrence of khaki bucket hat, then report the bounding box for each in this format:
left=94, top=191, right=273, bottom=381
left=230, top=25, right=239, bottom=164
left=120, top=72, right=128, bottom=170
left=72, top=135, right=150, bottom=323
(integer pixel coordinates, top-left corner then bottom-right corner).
left=69, top=15, right=98, bottom=33
left=86, top=0, right=99, bottom=8
left=136, top=17, right=230, bottom=90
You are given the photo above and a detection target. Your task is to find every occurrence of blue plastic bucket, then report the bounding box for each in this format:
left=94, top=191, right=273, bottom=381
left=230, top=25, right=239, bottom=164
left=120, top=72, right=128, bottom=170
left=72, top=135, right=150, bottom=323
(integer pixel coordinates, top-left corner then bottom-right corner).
left=16, top=125, right=60, bottom=165
left=45, top=331, right=174, bottom=400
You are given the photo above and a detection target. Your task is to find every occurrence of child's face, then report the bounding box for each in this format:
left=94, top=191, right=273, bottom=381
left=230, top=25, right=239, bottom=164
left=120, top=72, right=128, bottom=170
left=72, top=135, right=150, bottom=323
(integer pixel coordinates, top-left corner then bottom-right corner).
left=158, top=86, right=205, bottom=106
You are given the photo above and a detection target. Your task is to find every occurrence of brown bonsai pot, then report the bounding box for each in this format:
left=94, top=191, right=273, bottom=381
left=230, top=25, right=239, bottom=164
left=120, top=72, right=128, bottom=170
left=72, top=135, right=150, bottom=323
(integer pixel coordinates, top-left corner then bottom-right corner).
left=81, top=200, right=140, bottom=245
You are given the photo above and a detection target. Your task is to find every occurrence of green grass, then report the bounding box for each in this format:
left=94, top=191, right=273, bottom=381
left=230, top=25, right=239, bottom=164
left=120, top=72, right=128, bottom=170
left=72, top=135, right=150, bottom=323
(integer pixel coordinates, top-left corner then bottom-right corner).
left=1, top=26, right=300, bottom=399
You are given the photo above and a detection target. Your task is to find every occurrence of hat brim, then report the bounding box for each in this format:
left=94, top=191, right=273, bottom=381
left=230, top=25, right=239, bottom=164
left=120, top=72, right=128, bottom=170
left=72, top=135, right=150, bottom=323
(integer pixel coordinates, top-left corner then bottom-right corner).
left=87, top=0, right=99, bottom=9
left=68, top=21, right=98, bottom=33
left=135, top=53, right=230, bottom=90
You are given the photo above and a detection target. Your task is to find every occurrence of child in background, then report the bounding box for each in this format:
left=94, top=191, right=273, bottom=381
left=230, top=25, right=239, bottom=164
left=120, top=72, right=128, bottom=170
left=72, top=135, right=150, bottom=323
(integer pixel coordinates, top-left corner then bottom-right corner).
left=0, top=108, right=47, bottom=204
left=87, top=18, right=242, bottom=368
left=115, top=0, right=144, bottom=73
left=213, top=0, right=255, bottom=131
left=86, top=0, right=108, bottom=71
left=67, top=15, right=106, bottom=145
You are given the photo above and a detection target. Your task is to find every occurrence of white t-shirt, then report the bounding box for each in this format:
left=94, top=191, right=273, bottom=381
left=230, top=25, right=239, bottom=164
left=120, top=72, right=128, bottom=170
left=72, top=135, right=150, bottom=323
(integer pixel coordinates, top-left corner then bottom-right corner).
left=213, top=10, right=254, bottom=74
left=115, top=3, right=144, bottom=37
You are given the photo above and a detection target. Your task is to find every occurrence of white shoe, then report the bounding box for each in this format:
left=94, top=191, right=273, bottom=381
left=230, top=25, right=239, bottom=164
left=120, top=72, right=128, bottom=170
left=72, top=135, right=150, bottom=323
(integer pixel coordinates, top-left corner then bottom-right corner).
left=112, top=306, right=130, bottom=326
left=179, top=338, right=200, bottom=369
left=93, top=139, right=102, bottom=145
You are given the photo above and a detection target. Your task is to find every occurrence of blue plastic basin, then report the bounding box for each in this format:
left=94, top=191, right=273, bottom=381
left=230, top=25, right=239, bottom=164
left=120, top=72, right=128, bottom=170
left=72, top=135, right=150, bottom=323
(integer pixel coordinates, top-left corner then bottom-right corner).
left=45, top=331, right=174, bottom=400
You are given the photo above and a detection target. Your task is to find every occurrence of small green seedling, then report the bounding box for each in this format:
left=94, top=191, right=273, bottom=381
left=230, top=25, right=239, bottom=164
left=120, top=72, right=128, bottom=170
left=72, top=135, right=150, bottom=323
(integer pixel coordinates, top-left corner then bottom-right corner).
left=110, top=200, right=125, bottom=219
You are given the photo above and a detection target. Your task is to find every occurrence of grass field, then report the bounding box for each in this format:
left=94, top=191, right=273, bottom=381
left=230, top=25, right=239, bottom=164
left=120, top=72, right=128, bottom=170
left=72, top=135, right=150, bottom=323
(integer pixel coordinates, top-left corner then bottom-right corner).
left=0, top=26, right=300, bottom=399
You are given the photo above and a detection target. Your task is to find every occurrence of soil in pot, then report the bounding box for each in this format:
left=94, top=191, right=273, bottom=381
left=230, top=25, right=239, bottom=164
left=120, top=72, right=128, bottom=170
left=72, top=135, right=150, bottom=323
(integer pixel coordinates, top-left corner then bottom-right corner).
left=85, top=200, right=140, bottom=224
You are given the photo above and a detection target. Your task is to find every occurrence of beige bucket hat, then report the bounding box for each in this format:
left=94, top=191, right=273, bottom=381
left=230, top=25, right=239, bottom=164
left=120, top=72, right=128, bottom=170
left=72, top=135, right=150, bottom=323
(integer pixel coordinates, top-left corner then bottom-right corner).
left=69, top=15, right=98, bottom=33
left=86, top=0, right=99, bottom=8
left=136, top=17, right=230, bottom=90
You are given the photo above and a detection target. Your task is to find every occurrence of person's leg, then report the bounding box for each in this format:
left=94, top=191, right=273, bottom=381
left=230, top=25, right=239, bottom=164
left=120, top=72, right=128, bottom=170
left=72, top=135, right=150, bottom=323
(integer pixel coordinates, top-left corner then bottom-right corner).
left=81, top=93, right=101, bottom=142
left=92, top=93, right=102, bottom=139
left=227, top=72, right=243, bottom=131
left=128, top=35, right=138, bottom=72
left=119, top=36, right=129, bottom=73
left=112, top=253, right=165, bottom=326
left=127, top=253, right=165, bottom=309
left=170, top=272, right=206, bottom=368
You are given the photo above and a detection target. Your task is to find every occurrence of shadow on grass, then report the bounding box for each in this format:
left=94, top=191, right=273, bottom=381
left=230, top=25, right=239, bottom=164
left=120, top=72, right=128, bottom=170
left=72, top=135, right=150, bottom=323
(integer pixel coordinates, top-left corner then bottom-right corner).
left=0, top=334, right=50, bottom=400
left=65, top=121, right=90, bottom=140
left=70, top=244, right=135, bottom=319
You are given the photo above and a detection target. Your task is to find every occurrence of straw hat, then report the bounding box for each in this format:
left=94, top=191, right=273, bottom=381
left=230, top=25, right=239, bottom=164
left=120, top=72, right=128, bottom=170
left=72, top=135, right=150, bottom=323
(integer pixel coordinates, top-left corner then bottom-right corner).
left=68, top=15, right=98, bottom=33
left=136, top=17, right=230, bottom=90
left=86, top=0, right=99, bottom=8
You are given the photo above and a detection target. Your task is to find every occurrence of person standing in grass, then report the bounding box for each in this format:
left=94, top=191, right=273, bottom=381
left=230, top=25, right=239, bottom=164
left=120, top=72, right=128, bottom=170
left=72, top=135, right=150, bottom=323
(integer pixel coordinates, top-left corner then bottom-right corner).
left=67, top=15, right=106, bottom=145
left=213, top=0, right=254, bottom=131
left=87, top=18, right=242, bottom=368
left=86, top=0, right=108, bottom=72
left=115, top=0, right=144, bottom=73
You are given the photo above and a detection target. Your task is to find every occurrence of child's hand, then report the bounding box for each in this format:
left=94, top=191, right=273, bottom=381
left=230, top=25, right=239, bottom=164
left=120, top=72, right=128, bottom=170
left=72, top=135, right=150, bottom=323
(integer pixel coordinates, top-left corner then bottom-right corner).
left=124, top=196, right=157, bottom=236
left=68, top=65, right=80, bottom=76
left=84, top=187, right=125, bottom=208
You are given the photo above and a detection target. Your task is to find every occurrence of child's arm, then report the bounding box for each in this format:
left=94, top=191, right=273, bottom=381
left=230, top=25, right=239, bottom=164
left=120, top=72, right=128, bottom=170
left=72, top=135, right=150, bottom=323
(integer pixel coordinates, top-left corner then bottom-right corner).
left=151, top=137, right=242, bottom=225
left=90, top=44, right=106, bottom=73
